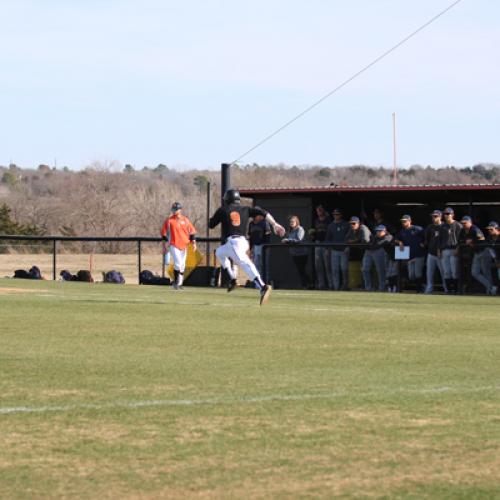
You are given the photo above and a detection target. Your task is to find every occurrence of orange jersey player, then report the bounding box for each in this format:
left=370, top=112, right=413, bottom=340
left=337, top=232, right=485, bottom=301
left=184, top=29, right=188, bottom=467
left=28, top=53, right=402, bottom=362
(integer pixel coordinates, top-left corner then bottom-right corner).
left=160, top=202, right=197, bottom=289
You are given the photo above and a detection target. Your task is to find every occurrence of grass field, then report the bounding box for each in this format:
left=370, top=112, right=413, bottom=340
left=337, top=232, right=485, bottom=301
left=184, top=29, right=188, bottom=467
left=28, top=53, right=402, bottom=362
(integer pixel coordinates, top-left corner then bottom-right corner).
left=1, top=278, right=499, bottom=498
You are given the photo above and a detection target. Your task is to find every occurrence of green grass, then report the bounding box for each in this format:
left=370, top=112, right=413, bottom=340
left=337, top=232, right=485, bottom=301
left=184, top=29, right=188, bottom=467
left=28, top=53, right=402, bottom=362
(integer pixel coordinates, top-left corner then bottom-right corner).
left=1, top=278, right=499, bottom=499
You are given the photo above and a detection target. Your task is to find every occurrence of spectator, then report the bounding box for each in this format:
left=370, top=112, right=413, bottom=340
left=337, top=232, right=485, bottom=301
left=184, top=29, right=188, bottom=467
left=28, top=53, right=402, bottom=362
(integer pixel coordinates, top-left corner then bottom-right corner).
left=424, top=210, right=448, bottom=294
left=282, top=215, right=310, bottom=289
left=394, top=215, right=425, bottom=292
left=485, top=221, right=499, bottom=287
left=309, top=205, right=332, bottom=290
left=325, top=208, right=350, bottom=290
left=345, top=216, right=371, bottom=288
left=459, top=216, right=496, bottom=295
left=441, top=207, right=462, bottom=294
left=362, top=225, right=393, bottom=292
left=367, top=208, right=395, bottom=235
left=248, top=214, right=272, bottom=277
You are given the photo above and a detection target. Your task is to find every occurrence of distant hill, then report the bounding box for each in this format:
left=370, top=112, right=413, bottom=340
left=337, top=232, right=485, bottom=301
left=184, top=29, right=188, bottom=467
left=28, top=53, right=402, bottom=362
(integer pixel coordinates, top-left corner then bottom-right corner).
left=1, top=162, right=499, bottom=237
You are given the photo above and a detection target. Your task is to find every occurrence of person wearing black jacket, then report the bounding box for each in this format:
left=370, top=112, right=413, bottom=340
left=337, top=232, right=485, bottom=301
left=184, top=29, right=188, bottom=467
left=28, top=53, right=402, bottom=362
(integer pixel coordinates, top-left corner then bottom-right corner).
left=441, top=207, right=462, bottom=293
left=459, top=216, right=496, bottom=295
left=361, top=224, right=393, bottom=292
left=325, top=208, right=350, bottom=290
left=485, top=221, right=499, bottom=289
left=209, top=189, right=285, bottom=305
left=424, top=210, right=448, bottom=294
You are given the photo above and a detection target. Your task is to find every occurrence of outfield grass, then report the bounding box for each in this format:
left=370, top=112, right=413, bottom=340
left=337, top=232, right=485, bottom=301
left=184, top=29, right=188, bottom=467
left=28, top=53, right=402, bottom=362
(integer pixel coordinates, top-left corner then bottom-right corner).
left=1, top=278, right=499, bottom=499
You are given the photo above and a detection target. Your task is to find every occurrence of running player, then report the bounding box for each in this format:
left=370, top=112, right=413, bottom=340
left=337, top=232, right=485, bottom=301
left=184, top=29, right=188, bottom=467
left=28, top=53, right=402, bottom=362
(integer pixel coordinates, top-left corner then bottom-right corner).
left=209, top=189, right=285, bottom=305
left=161, top=202, right=197, bottom=290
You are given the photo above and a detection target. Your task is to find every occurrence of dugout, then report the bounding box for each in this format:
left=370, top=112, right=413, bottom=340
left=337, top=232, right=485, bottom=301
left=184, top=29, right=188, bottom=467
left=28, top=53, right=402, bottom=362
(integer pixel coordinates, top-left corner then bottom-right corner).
left=238, top=183, right=500, bottom=289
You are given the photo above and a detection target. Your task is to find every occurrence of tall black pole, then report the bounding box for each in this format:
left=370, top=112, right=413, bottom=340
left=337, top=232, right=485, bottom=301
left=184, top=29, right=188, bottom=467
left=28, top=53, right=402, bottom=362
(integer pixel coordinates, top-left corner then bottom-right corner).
left=206, top=181, right=211, bottom=267
left=221, top=163, right=231, bottom=204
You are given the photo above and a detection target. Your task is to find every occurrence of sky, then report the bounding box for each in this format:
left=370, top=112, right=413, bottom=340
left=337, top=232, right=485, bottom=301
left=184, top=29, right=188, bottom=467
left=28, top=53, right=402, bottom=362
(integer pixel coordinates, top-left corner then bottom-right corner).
left=1, top=0, right=499, bottom=170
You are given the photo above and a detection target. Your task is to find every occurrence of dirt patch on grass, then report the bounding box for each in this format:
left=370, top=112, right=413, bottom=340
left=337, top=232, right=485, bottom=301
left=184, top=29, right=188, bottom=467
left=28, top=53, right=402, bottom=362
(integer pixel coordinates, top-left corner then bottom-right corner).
left=0, top=287, right=40, bottom=295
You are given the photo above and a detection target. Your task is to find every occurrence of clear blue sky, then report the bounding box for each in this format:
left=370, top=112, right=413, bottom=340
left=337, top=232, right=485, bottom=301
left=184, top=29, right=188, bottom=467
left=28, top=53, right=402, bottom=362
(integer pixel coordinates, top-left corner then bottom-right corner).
left=1, top=0, right=498, bottom=170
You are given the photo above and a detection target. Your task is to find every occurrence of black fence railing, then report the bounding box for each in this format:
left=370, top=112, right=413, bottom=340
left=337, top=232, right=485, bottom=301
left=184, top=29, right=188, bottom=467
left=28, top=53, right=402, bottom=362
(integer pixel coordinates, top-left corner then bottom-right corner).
left=1, top=235, right=498, bottom=294
left=0, top=235, right=220, bottom=283
left=262, top=242, right=500, bottom=295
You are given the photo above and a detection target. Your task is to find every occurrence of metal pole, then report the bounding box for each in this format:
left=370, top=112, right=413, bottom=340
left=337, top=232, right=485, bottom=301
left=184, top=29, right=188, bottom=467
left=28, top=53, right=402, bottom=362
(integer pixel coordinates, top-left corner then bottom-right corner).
left=392, top=112, right=398, bottom=186
left=52, top=239, right=57, bottom=281
left=137, top=240, right=142, bottom=283
left=221, top=163, right=231, bottom=204
left=206, top=181, right=211, bottom=268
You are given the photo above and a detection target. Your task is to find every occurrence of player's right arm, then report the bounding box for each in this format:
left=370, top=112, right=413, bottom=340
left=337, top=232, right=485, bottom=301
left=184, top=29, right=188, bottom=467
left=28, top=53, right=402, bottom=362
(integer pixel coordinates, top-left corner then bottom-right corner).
left=209, top=208, right=223, bottom=229
left=160, top=219, right=170, bottom=240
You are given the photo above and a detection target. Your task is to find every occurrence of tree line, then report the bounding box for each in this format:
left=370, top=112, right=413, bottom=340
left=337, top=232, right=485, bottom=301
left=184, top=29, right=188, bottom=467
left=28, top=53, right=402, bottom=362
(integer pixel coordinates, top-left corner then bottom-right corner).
left=1, top=161, right=499, bottom=239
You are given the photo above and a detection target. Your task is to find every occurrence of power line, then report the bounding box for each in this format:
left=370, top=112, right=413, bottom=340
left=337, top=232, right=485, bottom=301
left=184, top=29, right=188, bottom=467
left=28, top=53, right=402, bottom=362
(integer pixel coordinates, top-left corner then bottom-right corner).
left=231, top=0, right=464, bottom=166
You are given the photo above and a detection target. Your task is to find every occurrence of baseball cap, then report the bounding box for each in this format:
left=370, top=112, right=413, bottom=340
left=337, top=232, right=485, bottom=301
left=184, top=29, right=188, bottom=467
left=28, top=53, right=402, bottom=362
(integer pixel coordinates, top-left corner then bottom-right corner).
left=374, top=224, right=386, bottom=232
left=443, top=207, right=454, bottom=214
left=400, top=214, right=412, bottom=221
left=171, top=201, right=182, bottom=212
left=460, top=215, right=472, bottom=223
left=349, top=216, right=360, bottom=224
left=332, top=208, right=342, bottom=215
left=486, top=221, right=499, bottom=229
left=431, top=209, right=442, bottom=217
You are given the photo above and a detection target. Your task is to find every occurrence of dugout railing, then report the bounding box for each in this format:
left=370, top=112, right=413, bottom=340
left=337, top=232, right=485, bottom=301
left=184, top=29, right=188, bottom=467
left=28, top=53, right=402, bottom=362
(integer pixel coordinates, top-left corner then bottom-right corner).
left=1, top=235, right=498, bottom=294
left=261, top=242, right=500, bottom=294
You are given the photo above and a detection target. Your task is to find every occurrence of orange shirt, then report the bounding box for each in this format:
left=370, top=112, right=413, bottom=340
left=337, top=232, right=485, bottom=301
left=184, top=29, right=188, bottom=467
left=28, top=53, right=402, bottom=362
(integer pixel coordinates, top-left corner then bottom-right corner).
left=161, top=215, right=196, bottom=251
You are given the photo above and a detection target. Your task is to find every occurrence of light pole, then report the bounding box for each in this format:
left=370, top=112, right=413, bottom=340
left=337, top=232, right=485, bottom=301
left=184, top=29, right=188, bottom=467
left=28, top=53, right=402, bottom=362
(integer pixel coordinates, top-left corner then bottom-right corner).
left=392, top=112, right=398, bottom=186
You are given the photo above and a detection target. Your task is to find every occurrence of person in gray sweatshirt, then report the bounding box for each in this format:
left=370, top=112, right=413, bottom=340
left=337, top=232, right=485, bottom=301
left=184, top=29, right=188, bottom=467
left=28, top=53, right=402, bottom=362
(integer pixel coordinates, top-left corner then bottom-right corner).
left=345, top=216, right=371, bottom=289
left=282, top=215, right=310, bottom=289
left=362, top=224, right=393, bottom=292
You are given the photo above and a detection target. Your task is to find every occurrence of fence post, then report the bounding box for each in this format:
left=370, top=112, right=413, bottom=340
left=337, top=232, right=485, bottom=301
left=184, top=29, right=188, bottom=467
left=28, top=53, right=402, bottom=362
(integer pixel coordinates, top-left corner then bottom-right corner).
left=206, top=181, right=211, bottom=269
left=52, top=239, right=57, bottom=281
left=137, top=240, right=142, bottom=283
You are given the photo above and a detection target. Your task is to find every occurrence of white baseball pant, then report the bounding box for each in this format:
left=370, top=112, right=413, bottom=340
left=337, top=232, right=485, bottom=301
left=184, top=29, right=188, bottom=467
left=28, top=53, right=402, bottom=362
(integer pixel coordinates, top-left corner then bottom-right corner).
left=170, top=246, right=187, bottom=272
left=216, top=236, right=264, bottom=286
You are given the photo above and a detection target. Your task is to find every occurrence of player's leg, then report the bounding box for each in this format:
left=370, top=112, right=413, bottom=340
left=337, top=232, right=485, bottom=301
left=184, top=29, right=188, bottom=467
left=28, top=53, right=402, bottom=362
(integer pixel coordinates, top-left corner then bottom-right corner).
left=339, top=250, right=349, bottom=290
left=331, top=251, right=340, bottom=290
left=215, top=244, right=236, bottom=280
left=435, top=255, right=448, bottom=293
left=170, top=246, right=183, bottom=289
left=471, top=251, right=491, bottom=292
left=441, top=249, right=451, bottom=292
left=215, top=243, right=238, bottom=291
left=177, top=248, right=187, bottom=288
left=425, top=254, right=435, bottom=294
left=252, top=245, right=263, bottom=275
left=373, top=249, right=387, bottom=292
left=361, top=251, right=373, bottom=291
left=414, top=257, right=425, bottom=293
left=229, top=238, right=272, bottom=304
left=229, top=239, right=264, bottom=287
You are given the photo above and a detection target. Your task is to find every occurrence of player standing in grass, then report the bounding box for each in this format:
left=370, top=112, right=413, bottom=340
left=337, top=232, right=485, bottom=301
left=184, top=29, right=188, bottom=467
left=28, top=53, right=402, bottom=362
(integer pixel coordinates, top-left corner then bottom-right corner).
left=161, top=202, right=197, bottom=290
left=209, top=189, right=285, bottom=305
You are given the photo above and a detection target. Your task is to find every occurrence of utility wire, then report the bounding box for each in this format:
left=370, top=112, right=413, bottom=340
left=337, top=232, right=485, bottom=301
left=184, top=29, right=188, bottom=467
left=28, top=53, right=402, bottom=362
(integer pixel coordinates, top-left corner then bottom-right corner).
left=231, top=0, right=464, bottom=166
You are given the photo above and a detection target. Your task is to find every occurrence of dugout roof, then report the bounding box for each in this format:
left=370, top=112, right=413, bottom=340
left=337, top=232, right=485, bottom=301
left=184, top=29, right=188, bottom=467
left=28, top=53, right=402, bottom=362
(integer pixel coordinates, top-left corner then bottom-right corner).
left=239, top=183, right=500, bottom=231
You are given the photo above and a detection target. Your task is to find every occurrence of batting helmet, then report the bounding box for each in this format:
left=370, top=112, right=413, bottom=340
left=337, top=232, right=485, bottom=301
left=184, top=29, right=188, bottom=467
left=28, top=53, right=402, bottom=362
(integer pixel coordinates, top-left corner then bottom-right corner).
left=171, top=201, right=182, bottom=212
left=223, top=189, right=241, bottom=205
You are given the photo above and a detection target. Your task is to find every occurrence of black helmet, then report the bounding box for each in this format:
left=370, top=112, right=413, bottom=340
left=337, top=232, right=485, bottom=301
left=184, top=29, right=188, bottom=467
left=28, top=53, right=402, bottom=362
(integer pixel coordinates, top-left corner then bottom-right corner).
left=171, top=201, right=182, bottom=212
left=223, top=189, right=241, bottom=205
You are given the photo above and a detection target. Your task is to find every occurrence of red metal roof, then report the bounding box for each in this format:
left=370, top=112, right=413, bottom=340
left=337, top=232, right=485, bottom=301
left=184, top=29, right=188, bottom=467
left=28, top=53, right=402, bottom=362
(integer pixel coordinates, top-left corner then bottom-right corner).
left=239, top=183, right=500, bottom=195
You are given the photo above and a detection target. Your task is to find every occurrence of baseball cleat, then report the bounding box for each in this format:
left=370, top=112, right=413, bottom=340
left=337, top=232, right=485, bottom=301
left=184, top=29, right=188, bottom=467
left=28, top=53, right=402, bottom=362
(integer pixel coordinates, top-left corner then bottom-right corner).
left=259, top=284, right=272, bottom=306
left=227, top=279, right=237, bottom=293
